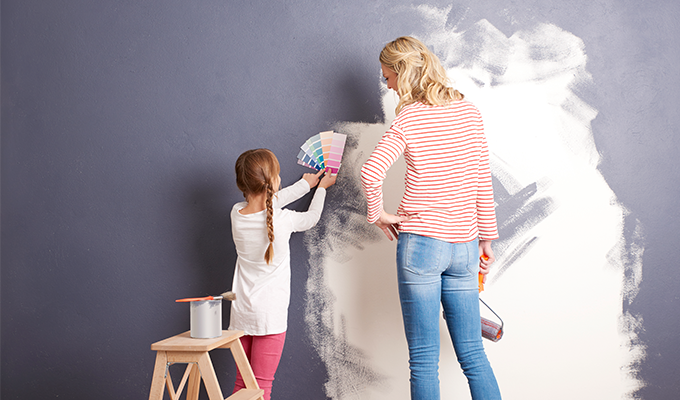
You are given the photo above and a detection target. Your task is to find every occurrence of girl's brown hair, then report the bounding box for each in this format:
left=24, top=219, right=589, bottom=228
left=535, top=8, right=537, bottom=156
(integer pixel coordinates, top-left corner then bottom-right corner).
left=379, top=36, right=464, bottom=115
left=235, top=148, right=280, bottom=264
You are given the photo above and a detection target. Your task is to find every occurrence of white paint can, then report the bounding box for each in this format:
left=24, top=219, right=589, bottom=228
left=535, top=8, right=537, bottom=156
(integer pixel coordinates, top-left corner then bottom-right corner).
left=190, top=300, right=222, bottom=338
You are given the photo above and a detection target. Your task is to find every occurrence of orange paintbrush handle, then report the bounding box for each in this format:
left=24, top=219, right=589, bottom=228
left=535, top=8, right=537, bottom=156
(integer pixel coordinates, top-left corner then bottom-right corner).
left=175, top=296, right=214, bottom=303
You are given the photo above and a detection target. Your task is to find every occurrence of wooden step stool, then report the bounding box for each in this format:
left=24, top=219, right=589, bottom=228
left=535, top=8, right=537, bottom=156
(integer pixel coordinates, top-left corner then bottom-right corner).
left=148, top=330, right=264, bottom=400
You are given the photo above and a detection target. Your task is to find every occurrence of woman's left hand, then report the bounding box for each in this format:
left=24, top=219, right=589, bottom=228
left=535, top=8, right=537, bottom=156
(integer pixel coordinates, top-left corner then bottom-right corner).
left=375, top=210, right=411, bottom=241
left=478, top=240, right=496, bottom=281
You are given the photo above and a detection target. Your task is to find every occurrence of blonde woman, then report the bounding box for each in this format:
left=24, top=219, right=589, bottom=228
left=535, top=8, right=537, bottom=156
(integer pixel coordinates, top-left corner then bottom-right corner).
left=361, top=37, right=502, bottom=400
left=230, top=149, right=336, bottom=400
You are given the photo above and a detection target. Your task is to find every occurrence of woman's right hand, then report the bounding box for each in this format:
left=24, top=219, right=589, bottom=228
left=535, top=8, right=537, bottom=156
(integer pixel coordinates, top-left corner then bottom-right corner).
left=375, top=210, right=411, bottom=241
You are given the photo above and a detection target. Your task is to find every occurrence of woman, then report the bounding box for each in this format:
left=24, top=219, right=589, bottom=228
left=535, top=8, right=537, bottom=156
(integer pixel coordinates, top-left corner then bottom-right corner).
left=360, top=36, right=502, bottom=400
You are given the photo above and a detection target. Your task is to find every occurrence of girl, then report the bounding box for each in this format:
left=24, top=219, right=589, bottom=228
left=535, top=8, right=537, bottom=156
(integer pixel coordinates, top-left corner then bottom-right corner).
left=229, top=148, right=335, bottom=400
left=361, top=37, right=502, bottom=399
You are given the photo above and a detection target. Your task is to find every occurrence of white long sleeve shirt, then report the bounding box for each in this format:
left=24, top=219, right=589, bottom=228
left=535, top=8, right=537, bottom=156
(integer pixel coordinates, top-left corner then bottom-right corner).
left=229, top=178, right=326, bottom=335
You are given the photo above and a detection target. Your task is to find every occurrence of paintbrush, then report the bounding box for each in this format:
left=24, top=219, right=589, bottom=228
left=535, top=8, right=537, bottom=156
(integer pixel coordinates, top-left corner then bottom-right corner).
left=175, top=291, right=236, bottom=302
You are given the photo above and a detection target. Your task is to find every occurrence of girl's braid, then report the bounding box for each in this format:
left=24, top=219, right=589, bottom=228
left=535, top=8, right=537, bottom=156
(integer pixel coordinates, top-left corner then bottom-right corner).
left=264, top=181, right=275, bottom=264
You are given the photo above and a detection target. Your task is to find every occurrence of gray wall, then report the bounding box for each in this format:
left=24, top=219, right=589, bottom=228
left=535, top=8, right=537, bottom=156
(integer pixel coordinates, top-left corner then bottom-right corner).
left=2, top=1, right=678, bottom=399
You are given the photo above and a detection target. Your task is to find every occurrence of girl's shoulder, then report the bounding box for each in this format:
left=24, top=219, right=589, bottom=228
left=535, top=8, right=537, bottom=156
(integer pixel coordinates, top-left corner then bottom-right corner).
left=231, top=201, right=266, bottom=218
left=231, top=201, right=247, bottom=213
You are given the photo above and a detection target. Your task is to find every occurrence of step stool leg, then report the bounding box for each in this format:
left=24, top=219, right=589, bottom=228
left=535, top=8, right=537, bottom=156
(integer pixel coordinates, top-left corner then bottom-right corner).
left=186, top=362, right=201, bottom=400
left=148, top=351, right=168, bottom=400
left=228, top=338, right=264, bottom=400
left=197, top=351, right=224, bottom=400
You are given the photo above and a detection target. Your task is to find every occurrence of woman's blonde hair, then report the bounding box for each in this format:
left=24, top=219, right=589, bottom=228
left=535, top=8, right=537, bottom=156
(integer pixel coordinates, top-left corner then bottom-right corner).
left=380, top=36, right=463, bottom=114
left=235, top=148, right=280, bottom=264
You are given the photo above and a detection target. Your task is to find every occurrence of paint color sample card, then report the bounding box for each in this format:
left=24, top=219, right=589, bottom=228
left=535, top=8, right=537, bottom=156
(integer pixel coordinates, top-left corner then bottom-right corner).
left=319, top=130, right=334, bottom=163
left=325, top=133, right=346, bottom=173
left=305, top=133, right=326, bottom=169
left=296, top=149, right=321, bottom=170
left=297, top=131, right=346, bottom=174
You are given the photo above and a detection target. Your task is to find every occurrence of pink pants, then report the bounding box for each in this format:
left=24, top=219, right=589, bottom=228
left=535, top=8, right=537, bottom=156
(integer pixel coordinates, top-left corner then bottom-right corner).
left=232, top=332, right=286, bottom=400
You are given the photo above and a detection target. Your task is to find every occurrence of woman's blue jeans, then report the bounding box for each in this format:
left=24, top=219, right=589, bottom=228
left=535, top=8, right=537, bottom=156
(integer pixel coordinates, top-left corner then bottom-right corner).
left=396, top=233, right=501, bottom=400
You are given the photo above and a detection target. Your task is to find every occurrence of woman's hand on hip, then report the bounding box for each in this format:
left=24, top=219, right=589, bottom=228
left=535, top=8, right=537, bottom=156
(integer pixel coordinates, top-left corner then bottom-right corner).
left=375, top=210, right=410, bottom=241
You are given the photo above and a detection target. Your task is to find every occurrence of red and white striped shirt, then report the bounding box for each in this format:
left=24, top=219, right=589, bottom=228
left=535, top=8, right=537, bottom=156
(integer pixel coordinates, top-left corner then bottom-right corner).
left=360, top=100, right=498, bottom=243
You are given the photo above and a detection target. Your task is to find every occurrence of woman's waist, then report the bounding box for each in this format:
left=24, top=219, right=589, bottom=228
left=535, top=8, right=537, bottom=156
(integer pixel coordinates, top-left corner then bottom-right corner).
left=396, top=202, right=477, bottom=219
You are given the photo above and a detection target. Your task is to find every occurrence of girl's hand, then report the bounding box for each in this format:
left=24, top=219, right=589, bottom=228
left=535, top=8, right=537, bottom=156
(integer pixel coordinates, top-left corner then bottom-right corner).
left=375, top=210, right=411, bottom=241
left=303, top=169, right=326, bottom=188
left=318, top=169, right=337, bottom=189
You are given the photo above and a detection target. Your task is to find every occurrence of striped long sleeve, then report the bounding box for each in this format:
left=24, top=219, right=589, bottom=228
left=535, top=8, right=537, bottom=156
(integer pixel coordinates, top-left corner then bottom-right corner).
left=360, top=100, right=499, bottom=243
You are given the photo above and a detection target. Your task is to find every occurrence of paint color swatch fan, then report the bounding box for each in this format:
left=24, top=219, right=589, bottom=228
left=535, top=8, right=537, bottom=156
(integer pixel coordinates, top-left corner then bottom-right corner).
left=297, top=130, right=347, bottom=174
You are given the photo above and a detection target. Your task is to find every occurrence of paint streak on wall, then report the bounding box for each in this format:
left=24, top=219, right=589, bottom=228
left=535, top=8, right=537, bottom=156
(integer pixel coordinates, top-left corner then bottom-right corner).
left=304, top=10, right=645, bottom=400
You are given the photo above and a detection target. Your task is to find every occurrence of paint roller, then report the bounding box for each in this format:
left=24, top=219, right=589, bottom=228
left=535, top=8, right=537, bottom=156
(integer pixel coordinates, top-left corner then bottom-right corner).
left=175, top=291, right=236, bottom=302
left=479, top=256, right=504, bottom=342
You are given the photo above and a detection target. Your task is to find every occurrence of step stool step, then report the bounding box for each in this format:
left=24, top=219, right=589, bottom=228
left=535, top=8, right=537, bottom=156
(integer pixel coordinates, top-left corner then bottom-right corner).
left=225, top=388, right=265, bottom=400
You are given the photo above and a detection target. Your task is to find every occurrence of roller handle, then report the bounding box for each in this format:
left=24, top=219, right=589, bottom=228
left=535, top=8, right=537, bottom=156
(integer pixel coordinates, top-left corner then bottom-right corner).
left=478, top=255, right=489, bottom=293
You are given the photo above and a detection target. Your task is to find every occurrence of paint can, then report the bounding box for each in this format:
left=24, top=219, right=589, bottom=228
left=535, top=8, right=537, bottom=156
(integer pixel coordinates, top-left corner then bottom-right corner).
left=190, top=300, right=222, bottom=338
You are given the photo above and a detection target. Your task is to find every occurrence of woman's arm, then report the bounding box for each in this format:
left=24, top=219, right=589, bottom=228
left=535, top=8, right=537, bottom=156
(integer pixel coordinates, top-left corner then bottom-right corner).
left=476, top=123, right=499, bottom=241
left=360, top=129, right=407, bottom=224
